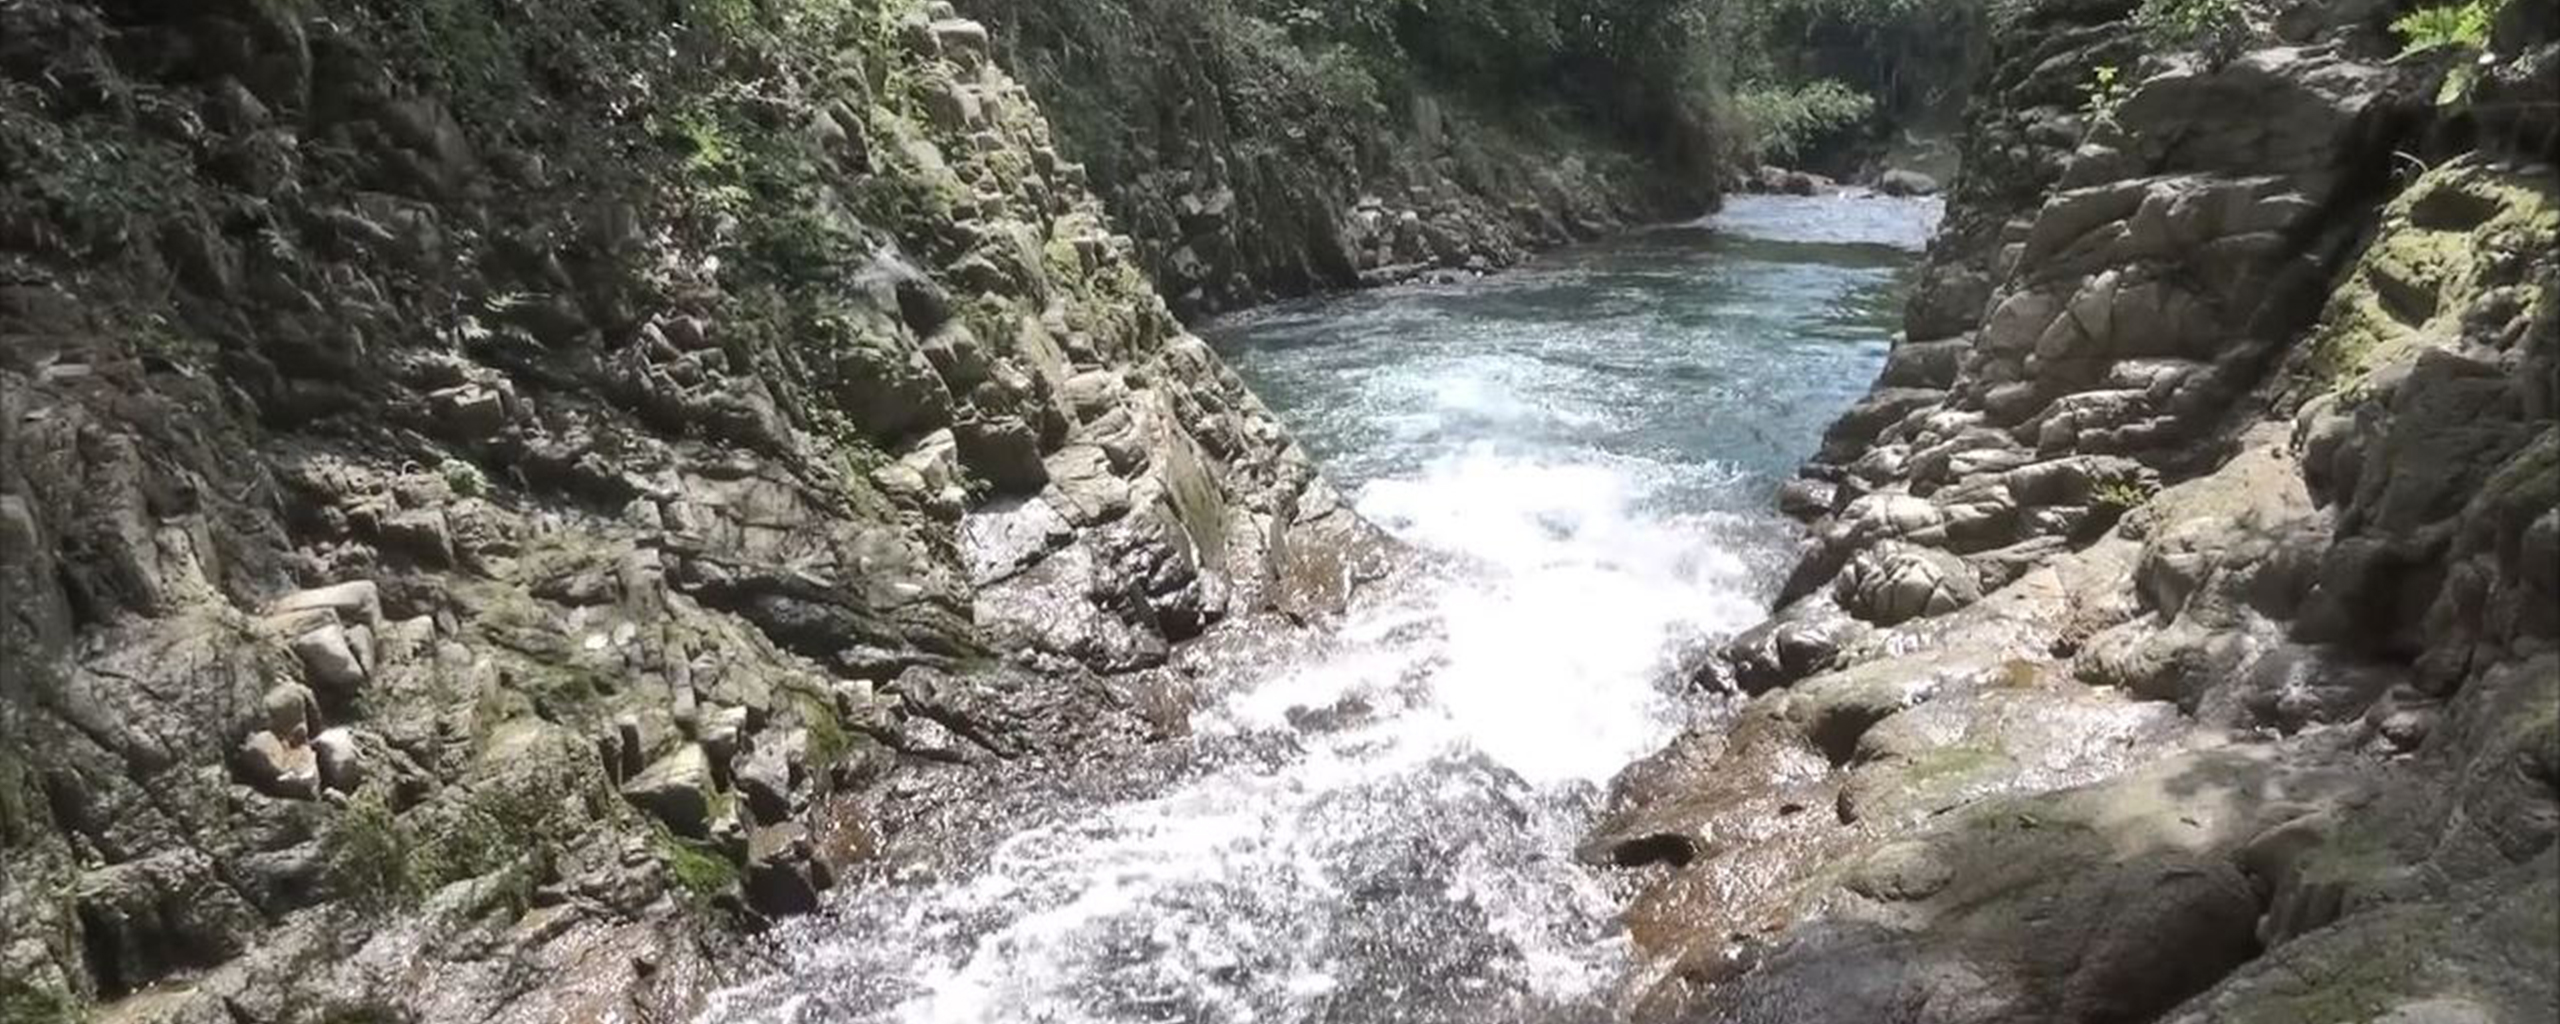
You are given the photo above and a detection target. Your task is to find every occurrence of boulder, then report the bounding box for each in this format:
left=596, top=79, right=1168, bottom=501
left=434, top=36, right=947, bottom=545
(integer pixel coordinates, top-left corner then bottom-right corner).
left=290, top=623, right=367, bottom=694
left=1876, top=169, right=1941, bottom=196
left=265, top=580, right=382, bottom=629
left=235, top=731, right=319, bottom=800
left=621, top=745, right=716, bottom=838
left=312, top=727, right=368, bottom=794
left=1836, top=542, right=1983, bottom=626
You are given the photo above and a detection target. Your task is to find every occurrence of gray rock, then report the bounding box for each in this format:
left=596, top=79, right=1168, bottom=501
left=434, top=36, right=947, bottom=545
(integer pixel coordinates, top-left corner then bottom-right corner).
left=290, top=623, right=367, bottom=694
left=262, top=682, right=318, bottom=744
left=312, top=727, right=367, bottom=793
left=1876, top=169, right=1940, bottom=196
left=1836, top=541, right=1983, bottom=626
left=236, top=731, right=319, bottom=800
left=266, top=580, right=383, bottom=629
left=621, top=745, right=716, bottom=838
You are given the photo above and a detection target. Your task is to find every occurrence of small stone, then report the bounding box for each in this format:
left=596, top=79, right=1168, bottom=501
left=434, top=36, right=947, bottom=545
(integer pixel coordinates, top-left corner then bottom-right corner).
left=431, top=383, right=508, bottom=439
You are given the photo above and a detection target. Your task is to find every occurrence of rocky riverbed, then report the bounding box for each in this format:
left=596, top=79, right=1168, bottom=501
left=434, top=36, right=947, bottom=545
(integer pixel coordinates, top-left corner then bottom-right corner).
left=3, top=0, right=2555, bottom=1021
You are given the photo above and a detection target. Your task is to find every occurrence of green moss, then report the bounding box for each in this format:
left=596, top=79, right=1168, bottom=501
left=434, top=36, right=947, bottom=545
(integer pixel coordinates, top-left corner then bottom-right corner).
left=652, top=827, right=740, bottom=897
left=0, top=981, right=84, bottom=1024
left=324, top=787, right=420, bottom=909
left=0, top=748, right=40, bottom=848
left=795, top=689, right=854, bottom=767
left=2299, top=166, right=2558, bottom=394
left=1904, top=742, right=2012, bottom=785
left=327, top=746, right=586, bottom=912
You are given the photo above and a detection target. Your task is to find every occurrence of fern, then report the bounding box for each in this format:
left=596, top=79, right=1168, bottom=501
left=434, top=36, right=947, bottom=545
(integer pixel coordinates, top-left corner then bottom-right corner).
left=2394, top=0, right=2507, bottom=106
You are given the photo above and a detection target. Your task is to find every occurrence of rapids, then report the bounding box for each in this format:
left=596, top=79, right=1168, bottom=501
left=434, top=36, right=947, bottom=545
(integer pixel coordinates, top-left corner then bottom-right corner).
left=699, top=193, right=1940, bottom=1023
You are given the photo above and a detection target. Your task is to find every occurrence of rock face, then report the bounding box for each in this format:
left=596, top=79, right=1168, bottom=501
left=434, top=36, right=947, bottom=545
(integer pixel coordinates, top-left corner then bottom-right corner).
left=0, top=1, right=1376, bottom=1020
left=1597, top=0, right=2560, bottom=1021
left=949, top=0, right=1709, bottom=315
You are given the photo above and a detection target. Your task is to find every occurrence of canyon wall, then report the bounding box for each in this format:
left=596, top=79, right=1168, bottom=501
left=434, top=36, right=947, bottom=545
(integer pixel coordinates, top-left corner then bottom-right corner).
left=1595, top=0, right=2560, bottom=1020
left=0, top=1, right=1378, bottom=1020
left=949, top=0, right=1722, bottom=315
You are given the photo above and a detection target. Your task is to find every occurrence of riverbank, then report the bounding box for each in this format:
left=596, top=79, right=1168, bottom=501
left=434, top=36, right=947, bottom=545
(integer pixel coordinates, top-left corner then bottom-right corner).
left=1589, top=0, right=2560, bottom=1019
left=0, top=2, right=1382, bottom=1019
left=693, top=194, right=1939, bottom=1022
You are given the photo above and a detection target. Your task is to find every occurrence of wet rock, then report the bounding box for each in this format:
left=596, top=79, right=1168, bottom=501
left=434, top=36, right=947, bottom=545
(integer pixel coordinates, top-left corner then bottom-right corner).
left=1875, top=169, right=1940, bottom=196
left=1776, top=479, right=1837, bottom=522
left=743, top=823, right=824, bottom=917
left=955, top=416, right=1050, bottom=494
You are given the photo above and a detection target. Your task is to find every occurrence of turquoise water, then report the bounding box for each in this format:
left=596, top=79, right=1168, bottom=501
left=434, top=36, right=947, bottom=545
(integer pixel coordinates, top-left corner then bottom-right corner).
left=701, top=194, right=1936, bottom=1024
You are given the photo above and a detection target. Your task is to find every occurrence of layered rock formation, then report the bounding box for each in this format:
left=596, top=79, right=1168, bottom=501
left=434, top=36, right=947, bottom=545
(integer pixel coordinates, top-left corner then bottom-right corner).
left=0, top=1, right=1374, bottom=1020
left=950, top=0, right=1710, bottom=314
left=1595, top=0, right=2560, bottom=1020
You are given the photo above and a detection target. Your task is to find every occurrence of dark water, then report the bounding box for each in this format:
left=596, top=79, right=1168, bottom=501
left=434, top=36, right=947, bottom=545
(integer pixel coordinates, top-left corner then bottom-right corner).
left=699, top=194, right=1937, bottom=1024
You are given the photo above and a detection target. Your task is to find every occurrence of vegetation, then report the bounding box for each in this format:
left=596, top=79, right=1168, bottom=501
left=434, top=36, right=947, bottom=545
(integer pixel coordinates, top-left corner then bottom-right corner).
left=2134, top=0, right=2253, bottom=62
left=1734, top=79, right=1879, bottom=161
left=978, top=0, right=1991, bottom=187
left=2092, top=476, right=2158, bottom=513
left=652, top=826, right=742, bottom=898
left=2394, top=0, right=2509, bottom=106
left=324, top=770, right=581, bottom=913
left=2081, top=64, right=2132, bottom=133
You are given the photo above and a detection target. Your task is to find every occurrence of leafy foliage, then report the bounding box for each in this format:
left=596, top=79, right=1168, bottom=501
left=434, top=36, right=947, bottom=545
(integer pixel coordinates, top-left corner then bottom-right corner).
left=2134, top=0, right=2254, bottom=63
left=2081, top=64, right=2132, bottom=132
left=2394, top=0, right=2507, bottom=106
left=2394, top=0, right=2500, bottom=53
left=1734, top=79, right=1878, bottom=160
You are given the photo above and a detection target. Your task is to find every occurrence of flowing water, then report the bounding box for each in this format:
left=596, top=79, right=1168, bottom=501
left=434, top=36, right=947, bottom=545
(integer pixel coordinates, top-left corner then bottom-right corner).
left=701, top=194, right=1940, bottom=1023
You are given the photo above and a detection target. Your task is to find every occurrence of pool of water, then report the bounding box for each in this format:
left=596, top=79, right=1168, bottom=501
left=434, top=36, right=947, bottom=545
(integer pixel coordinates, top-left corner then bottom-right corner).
left=697, top=193, right=1940, bottom=1024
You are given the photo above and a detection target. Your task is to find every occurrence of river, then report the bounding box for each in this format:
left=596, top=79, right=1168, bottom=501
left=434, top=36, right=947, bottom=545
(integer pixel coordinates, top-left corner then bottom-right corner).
left=698, top=193, right=1941, bottom=1023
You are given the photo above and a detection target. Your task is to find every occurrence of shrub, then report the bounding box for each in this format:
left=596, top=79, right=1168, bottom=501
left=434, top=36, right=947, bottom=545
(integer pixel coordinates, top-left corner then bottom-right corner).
left=1734, top=79, right=1878, bottom=161
left=2135, top=0, right=2254, bottom=63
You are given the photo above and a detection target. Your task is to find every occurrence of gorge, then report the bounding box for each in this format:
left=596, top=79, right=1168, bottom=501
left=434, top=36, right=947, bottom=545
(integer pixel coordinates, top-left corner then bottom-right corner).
left=2, top=1, right=2555, bottom=1023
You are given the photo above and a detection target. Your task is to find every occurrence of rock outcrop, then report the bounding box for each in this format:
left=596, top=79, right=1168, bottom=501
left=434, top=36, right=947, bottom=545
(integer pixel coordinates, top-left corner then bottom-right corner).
left=0, top=1, right=1375, bottom=1020
left=950, top=0, right=1712, bottom=314
left=1597, top=0, right=2560, bottom=1020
